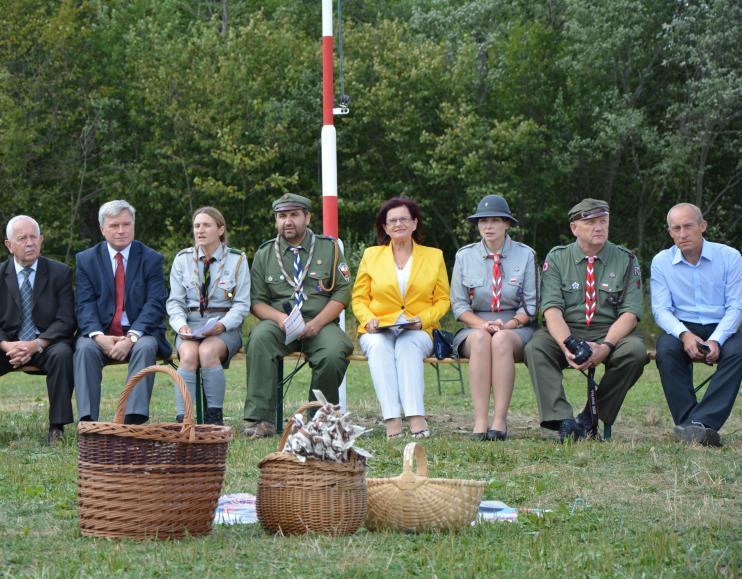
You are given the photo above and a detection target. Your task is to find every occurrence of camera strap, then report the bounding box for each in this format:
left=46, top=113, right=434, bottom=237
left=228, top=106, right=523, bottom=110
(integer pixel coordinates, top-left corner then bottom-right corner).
left=583, top=367, right=600, bottom=439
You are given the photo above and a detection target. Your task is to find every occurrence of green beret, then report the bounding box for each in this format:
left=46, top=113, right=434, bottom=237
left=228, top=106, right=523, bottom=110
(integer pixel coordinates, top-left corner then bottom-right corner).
left=272, top=193, right=312, bottom=213
left=568, top=198, right=610, bottom=222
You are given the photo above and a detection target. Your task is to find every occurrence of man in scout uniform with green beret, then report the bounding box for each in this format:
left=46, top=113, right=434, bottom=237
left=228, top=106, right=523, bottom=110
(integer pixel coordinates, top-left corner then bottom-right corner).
left=242, top=193, right=354, bottom=437
left=524, top=198, right=649, bottom=441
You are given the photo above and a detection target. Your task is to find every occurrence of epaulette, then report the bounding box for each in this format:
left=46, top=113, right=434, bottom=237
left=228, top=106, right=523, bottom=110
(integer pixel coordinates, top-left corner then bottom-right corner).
left=258, top=238, right=275, bottom=249
left=228, top=247, right=244, bottom=256
left=547, top=244, right=569, bottom=254
left=175, top=247, right=195, bottom=257
left=455, top=242, right=478, bottom=254
left=315, top=234, right=336, bottom=242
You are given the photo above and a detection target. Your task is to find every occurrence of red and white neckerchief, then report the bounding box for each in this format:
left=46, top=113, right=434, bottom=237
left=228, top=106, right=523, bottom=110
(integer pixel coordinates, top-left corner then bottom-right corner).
left=585, top=255, right=597, bottom=327
left=488, top=252, right=502, bottom=312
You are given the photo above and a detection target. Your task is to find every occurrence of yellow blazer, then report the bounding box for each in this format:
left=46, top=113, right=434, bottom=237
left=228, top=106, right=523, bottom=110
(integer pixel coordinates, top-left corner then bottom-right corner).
left=352, top=242, right=450, bottom=337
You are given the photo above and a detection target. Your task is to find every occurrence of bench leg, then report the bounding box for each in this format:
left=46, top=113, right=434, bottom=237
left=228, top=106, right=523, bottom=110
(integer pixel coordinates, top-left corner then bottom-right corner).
left=276, top=362, right=284, bottom=434
left=603, top=423, right=612, bottom=440
left=194, top=368, right=207, bottom=425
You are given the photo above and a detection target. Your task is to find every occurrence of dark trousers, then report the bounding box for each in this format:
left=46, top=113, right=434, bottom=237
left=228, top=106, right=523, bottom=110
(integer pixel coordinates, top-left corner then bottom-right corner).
left=0, top=342, right=74, bottom=426
left=656, top=322, right=741, bottom=431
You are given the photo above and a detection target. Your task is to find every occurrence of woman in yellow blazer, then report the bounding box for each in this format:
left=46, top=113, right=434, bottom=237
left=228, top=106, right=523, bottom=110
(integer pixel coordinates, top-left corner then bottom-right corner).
left=352, top=197, right=450, bottom=439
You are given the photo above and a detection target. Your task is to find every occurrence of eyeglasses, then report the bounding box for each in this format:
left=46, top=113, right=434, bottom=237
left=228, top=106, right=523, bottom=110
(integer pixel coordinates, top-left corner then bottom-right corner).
left=386, top=217, right=413, bottom=226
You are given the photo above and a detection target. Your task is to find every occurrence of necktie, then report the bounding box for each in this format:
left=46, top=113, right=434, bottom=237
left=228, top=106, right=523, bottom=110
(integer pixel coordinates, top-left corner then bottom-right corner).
left=488, top=253, right=502, bottom=312
left=290, top=246, right=304, bottom=308
left=109, top=252, right=125, bottom=336
left=199, top=256, right=216, bottom=316
left=18, top=267, right=37, bottom=341
left=585, top=256, right=597, bottom=327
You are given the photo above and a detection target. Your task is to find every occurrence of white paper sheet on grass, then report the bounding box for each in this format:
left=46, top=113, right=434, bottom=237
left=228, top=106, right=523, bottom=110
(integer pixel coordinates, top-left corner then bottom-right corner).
left=212, top=494, right=546, bottom=525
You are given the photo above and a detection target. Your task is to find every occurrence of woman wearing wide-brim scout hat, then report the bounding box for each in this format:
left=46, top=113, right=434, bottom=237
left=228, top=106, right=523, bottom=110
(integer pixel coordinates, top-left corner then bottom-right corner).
left=452, top=194, right=537, bottom=441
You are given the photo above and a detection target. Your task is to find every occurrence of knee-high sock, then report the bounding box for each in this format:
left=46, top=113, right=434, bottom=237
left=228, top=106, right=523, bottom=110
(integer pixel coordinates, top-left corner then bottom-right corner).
left=201, top=367, right=226, bottom=409
left=175, top=368, right=197, bottom=416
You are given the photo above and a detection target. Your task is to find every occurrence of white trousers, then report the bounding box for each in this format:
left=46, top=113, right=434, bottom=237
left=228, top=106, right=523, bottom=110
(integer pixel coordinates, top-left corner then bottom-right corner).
left=360, top=330, right=433, bottom=420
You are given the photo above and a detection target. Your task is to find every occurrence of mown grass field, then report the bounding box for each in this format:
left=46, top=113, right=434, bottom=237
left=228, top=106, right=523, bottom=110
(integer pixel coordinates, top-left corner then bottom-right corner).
left=1, top=358, right=739, bottom=577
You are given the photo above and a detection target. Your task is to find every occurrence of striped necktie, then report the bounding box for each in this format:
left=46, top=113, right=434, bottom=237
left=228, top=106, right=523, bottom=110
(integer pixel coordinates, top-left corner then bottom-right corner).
left=488, top=253, right=502, bottom=312
left=199, top=256, right=216, bottom=316
left=18, top=267, right=37, bottom=341
left=290, top=246, right=304, bottom=308
left=585, top=256, right=597, bottom=327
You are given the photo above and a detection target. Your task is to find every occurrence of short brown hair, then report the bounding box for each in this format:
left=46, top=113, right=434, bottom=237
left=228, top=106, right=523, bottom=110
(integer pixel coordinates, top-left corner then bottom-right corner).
left=374, top=197, right=424, bottom=245
left=192, top=206, right=228, bottom=243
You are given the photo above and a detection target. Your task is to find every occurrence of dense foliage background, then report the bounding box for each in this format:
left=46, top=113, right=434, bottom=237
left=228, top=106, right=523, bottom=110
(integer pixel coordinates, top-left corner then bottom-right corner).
left=1, top=0, right=740, bottom=270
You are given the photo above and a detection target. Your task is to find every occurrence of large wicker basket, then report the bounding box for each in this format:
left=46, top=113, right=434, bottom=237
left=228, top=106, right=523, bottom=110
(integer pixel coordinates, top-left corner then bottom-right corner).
left=366, top=443, right=485, bottom=532
left=256, top=401, right=368, bottom=536
left=77, top=365, right=233, bottom=539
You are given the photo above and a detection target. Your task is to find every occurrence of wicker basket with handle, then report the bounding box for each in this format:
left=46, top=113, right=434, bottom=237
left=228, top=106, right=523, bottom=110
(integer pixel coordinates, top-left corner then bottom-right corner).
left=77, top=365, right=233, bottom=539
left=366, top=442, right=485, bottom=532
left=256, top=401, right=368, bottom=536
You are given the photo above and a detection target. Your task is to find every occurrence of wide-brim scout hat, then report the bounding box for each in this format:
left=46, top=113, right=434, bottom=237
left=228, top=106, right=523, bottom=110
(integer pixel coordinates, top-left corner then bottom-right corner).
left=272, top=193, right=312, bottom=213
left=467, top=194, right=519, bottom=225
left=568, top=198, right=610, bottom=222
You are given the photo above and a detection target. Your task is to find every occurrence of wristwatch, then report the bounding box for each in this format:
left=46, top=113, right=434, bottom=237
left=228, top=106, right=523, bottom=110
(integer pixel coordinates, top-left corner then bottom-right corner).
left=127, top=332, right=139, bottom=344
left=35, top=339, right=44, bottom=354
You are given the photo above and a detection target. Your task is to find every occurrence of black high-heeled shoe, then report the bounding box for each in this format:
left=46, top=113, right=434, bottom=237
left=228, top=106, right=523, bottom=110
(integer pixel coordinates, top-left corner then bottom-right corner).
left=486, top=429, right=507, bottom=441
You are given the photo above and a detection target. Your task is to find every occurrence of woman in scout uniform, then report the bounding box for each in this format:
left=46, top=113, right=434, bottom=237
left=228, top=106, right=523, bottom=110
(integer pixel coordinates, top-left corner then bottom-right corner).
left=167, top=207, right=250, bottom=425
left=352, top=197, right=450, bottom=439
left=450, top=195, right=538, bottom=441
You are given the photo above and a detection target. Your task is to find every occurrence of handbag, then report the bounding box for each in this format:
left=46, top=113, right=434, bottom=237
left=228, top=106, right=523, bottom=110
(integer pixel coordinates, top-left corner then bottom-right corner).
left=432, top=329, right=456, bottom=360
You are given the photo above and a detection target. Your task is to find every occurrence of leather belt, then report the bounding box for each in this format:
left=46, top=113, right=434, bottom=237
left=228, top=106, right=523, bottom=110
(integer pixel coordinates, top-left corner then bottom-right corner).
left=188, top=307, right=230, bottom=313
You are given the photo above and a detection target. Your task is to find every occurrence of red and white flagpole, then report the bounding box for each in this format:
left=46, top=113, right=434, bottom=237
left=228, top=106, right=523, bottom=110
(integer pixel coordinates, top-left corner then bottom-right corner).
left=321, top=0, right=338, bottom=238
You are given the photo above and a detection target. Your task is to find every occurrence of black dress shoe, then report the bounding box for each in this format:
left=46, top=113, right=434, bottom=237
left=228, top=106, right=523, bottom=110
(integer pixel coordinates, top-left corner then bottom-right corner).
left=175, top=414, right=184, bottom=423
left=486, top=429, right=507, bottom=441
left=78, top=415, right=92, bottom=422
left=124, top=413, right=148, bottom=425
left=205, top=407, right=224, bottom=426
left=558, top=419, right=584, bottom=443
left=47, top=425, right=64, bottom=445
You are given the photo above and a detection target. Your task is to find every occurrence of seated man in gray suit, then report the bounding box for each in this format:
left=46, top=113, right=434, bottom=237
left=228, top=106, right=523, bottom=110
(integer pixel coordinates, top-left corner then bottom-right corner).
left=1, top=216, right=75, bottom=444
left=74, top=200, right=171, bottom=424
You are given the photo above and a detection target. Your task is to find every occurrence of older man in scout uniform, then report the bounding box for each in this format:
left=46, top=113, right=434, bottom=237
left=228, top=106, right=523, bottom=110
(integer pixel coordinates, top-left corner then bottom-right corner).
left=243, top=193, right=354, bottom=437
left=524, top=198, right=649, bottom=441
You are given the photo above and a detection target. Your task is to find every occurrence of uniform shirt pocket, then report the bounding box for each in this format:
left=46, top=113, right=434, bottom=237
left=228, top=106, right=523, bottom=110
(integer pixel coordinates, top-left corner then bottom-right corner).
left=307, top=268, right=333, bottom=294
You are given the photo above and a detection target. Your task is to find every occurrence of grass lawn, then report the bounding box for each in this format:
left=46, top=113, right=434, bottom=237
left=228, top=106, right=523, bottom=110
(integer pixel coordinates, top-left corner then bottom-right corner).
left=1, top=358, right=739, bottom=577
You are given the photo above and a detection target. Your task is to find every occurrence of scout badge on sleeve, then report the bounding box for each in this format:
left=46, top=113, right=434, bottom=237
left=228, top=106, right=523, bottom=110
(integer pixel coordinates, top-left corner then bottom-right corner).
left=338, top=262, right=350, bottom=282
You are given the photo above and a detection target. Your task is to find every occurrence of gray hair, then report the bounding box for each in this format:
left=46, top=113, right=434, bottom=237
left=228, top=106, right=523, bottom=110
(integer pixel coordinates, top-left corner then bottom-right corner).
left=667, top=203, right=704, bottom=227
left=98, top=200, right=136, bottom=226
left=5, top=215, right=41, bottom=240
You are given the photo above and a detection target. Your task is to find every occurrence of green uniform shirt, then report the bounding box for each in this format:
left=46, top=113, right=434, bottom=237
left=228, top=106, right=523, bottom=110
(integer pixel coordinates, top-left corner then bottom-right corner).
left=250, top=229, right=352, bottom=320
left=541, top=240, right=643, bottom=328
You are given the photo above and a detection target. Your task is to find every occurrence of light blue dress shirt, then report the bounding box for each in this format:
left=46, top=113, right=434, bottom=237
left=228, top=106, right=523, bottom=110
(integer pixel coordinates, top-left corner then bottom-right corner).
left=650, top=240, right=741, bottom=345
left=14, top=258, right=38, bottom=288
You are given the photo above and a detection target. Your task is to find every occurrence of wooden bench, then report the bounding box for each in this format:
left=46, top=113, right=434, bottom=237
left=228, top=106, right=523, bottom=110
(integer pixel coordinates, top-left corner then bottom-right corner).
left=277, top=350, right=664, bottom=437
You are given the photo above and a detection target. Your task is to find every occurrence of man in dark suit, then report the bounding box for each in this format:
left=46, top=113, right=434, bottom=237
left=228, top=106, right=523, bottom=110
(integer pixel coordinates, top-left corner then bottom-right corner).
left=1, top=215, right=75, bottom=444
left=74, top=200, right=171, bottom=424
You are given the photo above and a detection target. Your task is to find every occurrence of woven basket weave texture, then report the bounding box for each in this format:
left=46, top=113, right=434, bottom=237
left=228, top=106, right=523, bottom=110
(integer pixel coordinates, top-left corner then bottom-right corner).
left=256, top=401, right=368, bottom=536
left=366, top=443, right=485, bottom=532
left=77, top=365, right=233, bottom=539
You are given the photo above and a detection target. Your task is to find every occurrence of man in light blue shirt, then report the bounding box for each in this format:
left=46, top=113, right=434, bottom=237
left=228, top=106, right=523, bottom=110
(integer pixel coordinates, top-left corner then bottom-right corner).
left=651, top=203, right=741, bottom=447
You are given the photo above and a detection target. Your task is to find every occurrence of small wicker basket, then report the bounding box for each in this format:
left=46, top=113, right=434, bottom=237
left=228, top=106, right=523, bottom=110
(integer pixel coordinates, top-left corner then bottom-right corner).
left=366, top=442, right=485, bottom=532
left=77, top=365, right=233, bottom=539
left=256, top=401, right=368, bottom=536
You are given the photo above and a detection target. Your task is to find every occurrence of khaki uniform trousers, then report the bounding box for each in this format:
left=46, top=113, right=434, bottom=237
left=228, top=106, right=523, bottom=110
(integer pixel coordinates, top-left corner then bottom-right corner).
left=524, top=325, right=649, bottom=429
left=243, top=320, right=353, bottom=424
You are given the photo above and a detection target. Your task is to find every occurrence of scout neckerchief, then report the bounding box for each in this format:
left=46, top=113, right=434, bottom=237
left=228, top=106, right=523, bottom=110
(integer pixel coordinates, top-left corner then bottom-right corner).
left=488, top=252, right=502, bottom=312
left=192, top=244, right=227, bottom=317
left=273, top=230, right=316, bottom=310
left=584, top=255, right=597, bottom=327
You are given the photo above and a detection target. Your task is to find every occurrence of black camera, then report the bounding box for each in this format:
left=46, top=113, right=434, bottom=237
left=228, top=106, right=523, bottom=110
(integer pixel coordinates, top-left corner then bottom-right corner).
left=697, top=342, right=710, bottom=355
left=564, top=336, right=593, bottom=365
